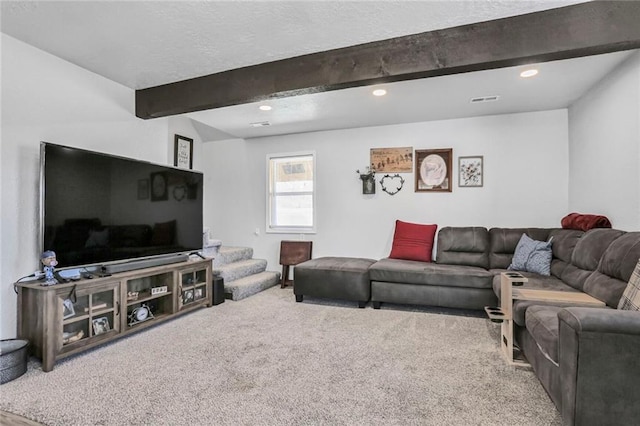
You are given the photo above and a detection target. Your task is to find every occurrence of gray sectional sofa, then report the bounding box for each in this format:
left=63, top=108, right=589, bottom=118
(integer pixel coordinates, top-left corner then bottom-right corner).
left=369, top=226, right=640, bottom=425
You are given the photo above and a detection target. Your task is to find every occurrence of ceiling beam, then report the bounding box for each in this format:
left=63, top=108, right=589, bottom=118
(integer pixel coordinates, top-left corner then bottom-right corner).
left=136, top=1, right=640, bottom=119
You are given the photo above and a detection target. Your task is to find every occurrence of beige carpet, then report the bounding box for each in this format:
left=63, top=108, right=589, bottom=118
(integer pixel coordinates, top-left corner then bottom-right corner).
left=0, top=286, right=561, bottom=425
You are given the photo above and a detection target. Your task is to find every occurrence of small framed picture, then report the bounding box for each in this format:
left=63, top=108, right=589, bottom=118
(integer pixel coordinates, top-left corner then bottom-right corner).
left=62, top=298, right=76, bottom=319
left=459, top=156, right=484, bottom=187
left=92, top=317, right=110, bottom=336
left=415, top=148, right=452, bottom=192
left=174, top=134, right=194, bottom=169
left=183, top=289, right=194, bottom=304
left=194, top=288, right=204, bottom=300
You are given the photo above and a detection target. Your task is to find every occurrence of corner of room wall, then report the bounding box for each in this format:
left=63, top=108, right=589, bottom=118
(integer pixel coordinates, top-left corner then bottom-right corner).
left=0, top=35, right=170, bottom=339
left=201, top=137, right=249, bottom=242
left=568, top=51, right=640, bottom=231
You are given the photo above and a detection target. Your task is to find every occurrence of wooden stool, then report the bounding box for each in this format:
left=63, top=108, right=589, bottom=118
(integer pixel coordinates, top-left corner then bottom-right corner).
left=279, top=241, right=312, bottom=288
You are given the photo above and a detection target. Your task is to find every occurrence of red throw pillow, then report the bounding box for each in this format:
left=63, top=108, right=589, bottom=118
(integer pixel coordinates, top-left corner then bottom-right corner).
left=389, top=220, right=438, bottom=262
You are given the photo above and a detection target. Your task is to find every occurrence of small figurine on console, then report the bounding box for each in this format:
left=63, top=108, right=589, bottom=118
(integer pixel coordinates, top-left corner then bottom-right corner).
left=41, top=250, right=58, bottom=285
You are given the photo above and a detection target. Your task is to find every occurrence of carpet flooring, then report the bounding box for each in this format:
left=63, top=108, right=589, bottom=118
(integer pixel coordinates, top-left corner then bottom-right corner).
left=0, top=287, right=562, bottom=425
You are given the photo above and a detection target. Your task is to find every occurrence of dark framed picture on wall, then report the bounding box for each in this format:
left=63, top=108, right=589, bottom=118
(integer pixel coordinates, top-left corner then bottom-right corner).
left=174, top=134, right=193, bottom=169
left=415, top=148, right=452, bottom=192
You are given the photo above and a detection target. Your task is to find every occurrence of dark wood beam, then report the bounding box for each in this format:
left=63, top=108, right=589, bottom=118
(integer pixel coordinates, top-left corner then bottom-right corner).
left=136, top=1, right=640, bottom=119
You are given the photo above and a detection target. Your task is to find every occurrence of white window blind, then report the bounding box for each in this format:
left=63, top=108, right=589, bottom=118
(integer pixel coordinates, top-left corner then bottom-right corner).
left=266, top=152, right=315, bottom=233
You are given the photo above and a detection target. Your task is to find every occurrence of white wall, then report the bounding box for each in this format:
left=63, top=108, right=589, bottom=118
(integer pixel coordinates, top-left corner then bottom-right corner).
left=568, top=51, right=640, bottom=231
left=203, top=109, right=570, bottom=273
left=0, top=35, right=176, bottom=339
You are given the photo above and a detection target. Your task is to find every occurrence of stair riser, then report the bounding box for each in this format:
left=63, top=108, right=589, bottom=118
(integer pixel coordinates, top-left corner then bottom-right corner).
left=225, top=272, right=280, bottom=301
left=218, top=259, right=267, bottom=282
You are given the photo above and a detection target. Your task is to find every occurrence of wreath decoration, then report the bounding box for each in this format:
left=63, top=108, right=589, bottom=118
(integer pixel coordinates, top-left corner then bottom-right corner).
left=379, top=174, right=405, bottom=196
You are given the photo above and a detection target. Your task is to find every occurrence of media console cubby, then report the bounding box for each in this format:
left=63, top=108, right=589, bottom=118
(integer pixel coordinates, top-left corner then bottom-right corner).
left=16, top=258, right=212, bottom=372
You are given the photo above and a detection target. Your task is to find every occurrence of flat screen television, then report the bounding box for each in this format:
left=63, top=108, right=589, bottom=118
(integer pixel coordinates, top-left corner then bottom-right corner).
left=40, top=142, right=204, bottom=272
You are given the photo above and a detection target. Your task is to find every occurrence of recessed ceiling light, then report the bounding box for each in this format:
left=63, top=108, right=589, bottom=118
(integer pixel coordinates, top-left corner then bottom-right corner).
left=372, top=89, right=387, bottom=97
left=259, top=105, right=272, bottom=111
left=520, top=69, right=539, bottom=78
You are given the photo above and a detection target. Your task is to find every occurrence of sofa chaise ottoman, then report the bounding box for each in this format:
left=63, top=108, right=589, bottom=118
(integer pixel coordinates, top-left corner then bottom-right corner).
left=294, top=257, right=376, bottom=308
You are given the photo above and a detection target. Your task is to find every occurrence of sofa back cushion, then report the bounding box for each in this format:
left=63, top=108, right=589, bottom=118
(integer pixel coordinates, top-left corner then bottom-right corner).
left=547, top=229, right=583, bottom=263
left=546, top=229, right=584, bottom=278
left=583, top=231, right=640, bottom=307
left=436, top=227, right=489, bottom=269
left=560, top=229, right=624, bottom=291
left=488, top=228, right=551, bottom=269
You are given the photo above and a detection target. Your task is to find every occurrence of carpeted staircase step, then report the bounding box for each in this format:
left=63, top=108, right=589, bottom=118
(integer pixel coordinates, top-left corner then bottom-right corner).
left=213, top=246, right=253, bottom=268
left=224, top=271, right=281, bottom=301
left=216, top=258, right=267, bottom=283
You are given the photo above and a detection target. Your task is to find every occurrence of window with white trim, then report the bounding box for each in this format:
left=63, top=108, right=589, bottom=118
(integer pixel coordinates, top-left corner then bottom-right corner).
left=266, top=152, right=315, bottom=233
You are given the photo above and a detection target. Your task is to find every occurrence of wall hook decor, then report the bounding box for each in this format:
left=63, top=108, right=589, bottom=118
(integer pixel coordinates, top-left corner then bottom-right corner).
left=356, top=166, right=376, bottom=194
left=380, top=174, right=405, bottom=195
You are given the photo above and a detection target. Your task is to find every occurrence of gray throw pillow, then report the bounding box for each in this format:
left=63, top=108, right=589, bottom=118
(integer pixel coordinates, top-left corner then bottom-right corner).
left=618, top=259, right=640, bottom=310
left=508, top=233, right=553, bottom=276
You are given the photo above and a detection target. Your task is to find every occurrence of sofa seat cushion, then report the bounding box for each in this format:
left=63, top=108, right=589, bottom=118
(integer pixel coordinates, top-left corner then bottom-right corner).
left=514, top=300, right=590, bottom=327
left=369, top=258, right=493, bottom=289
left=526, top=305, right=563, bottom=365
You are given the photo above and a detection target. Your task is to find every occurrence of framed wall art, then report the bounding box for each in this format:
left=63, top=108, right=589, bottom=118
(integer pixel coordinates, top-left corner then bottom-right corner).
left=370, top=147, right=413, bottom=172
left=174, top=134, right=193, bottom=169
left=415, top=148, right=452, bottom=192
left=459, top=156, right=484, bottom=187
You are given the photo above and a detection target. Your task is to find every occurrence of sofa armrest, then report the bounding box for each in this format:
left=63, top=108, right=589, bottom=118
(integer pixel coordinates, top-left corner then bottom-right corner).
left=559, top=307, right=640, bottom=334
left=559, top=307, right=640, bottom=425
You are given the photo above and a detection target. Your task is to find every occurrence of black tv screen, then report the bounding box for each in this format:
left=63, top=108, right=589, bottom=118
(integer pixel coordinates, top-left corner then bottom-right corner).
left=41, top=142, right=204, bottom=269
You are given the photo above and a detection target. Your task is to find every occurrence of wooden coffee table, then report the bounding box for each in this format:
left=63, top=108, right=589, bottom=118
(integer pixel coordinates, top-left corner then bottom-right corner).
left=485, top=272, right=605, bottom=367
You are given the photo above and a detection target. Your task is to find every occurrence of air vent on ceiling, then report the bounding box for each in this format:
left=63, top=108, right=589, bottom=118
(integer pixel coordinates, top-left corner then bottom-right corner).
left=250, top=121, right=271, bottom=128
left=470, top=95, right=500, bottom=103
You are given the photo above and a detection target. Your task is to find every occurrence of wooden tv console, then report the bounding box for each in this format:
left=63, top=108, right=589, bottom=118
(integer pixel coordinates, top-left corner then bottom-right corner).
left=16, top=258, right=212, bottom=372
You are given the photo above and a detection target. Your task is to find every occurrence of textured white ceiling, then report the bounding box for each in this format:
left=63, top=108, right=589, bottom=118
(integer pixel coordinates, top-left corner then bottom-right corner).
left=1, top=0, right=588, bottom=89
left=186, top=50, right=634, bottom=139
left=4, top=0, right=627, bottom=141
